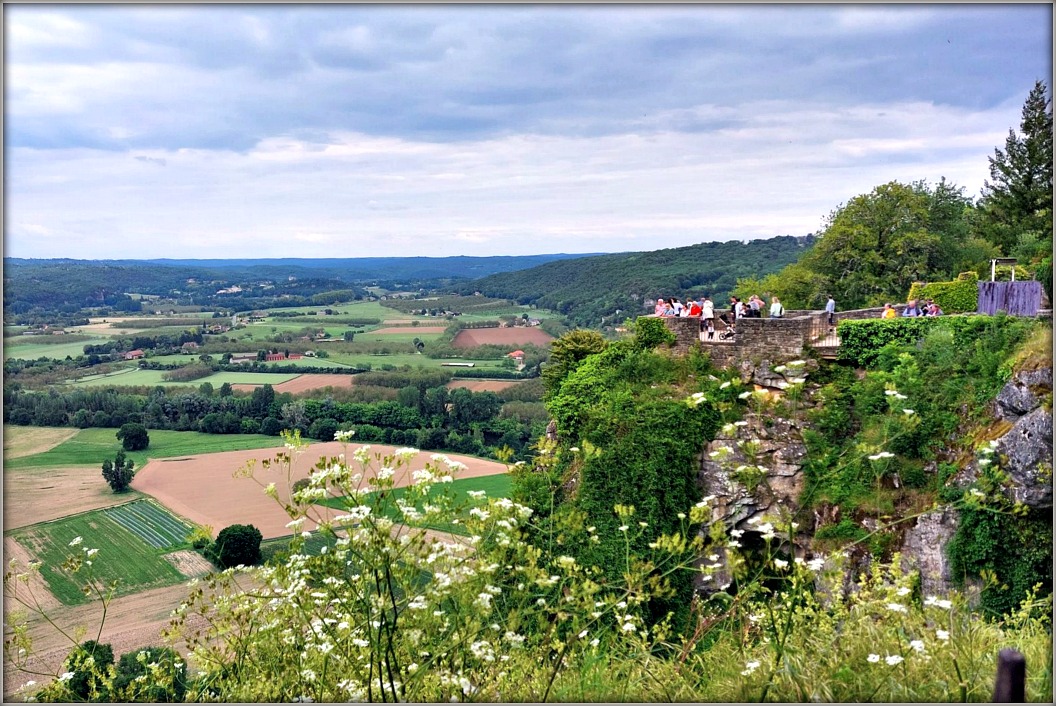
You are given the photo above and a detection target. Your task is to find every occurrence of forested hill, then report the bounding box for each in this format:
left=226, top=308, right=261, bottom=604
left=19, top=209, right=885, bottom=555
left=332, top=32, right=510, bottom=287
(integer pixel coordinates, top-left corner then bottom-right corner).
left=2, top=254, right=595, bottom=315
left=459, top=235, right=816, bottom=326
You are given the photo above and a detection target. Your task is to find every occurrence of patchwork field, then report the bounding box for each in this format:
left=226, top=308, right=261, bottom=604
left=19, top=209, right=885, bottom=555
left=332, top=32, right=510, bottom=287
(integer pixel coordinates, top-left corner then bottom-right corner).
left=4, top=428, right=291, bottom=471
left=231, top=373, right=358, bottom=395
left=71, top=368, right=300, bottom=388
left=131, top=442, right=508, bottom=539
left=451, top=327, right=553, bottom=348
left=7, top=500, right=193, bottom=606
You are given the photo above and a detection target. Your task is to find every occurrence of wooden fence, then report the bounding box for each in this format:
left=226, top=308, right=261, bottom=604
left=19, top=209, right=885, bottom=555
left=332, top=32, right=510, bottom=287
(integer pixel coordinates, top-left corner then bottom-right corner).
left=977, top=281, right=1044, bottom=316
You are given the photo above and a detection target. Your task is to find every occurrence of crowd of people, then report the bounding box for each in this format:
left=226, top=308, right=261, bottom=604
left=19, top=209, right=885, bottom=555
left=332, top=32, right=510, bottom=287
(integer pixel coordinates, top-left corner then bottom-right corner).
left=653, top=293, right=788, bottom=340
left=652, top=293, right=943, bottom=340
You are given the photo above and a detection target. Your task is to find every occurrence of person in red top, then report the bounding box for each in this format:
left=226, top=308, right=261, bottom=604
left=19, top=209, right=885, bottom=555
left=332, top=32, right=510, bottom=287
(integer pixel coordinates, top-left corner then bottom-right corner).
left=686, top=298, right=702, bottom=317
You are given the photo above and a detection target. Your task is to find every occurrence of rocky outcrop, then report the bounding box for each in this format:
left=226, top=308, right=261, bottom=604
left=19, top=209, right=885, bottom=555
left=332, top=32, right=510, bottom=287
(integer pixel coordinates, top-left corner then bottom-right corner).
left=899, top=508, right=960, bottom=596
left=997, top=406, right=1053, bottom=508
left=992, top=367, right=1052, bottom=508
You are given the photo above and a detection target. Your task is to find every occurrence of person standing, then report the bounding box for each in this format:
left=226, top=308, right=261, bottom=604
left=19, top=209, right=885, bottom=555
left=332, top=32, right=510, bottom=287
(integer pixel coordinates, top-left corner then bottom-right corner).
left=769, top=296, right=784, bottom=318
left=702, top=296, right=715, bottom=339
left=825, top=295, right=836, bottom=326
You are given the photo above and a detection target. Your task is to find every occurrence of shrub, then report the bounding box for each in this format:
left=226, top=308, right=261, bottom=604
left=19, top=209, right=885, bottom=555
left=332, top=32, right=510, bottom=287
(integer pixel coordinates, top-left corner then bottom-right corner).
left=259, top=417, right=283, bottom=435
left=631, top=315, right=677, bottom=350
left=116, top=422, right=150, bottom=451
left=62, top=640, right=114, bottom=701
left=210, top=524, right=263, bottom=568
left=112, top=646, right=187, bottom=702
left=907, top=277, right=978, bottom=313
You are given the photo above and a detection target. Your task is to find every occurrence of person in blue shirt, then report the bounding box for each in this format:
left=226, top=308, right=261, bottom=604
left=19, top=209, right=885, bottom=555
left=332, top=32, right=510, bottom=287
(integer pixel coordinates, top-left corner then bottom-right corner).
left=902, top=299, right=925, bottom=317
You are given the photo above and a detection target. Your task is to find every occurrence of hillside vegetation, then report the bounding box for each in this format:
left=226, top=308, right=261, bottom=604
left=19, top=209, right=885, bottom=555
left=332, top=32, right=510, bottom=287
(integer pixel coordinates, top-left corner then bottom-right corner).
left=461, top=234, right=814, bottom=326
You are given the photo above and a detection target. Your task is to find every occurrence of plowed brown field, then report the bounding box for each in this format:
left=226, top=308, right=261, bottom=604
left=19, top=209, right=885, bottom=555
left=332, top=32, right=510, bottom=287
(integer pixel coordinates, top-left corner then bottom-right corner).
left=446, top=380, right=519, bottom=393
left=131, top=442, right=506, bottom=540
left=451, top=327, right=553, bottom=348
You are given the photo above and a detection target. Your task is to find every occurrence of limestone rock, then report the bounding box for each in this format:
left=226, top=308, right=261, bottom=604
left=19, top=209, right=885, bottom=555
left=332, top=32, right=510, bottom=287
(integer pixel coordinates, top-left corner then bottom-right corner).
left=900, top=508, right=960, bottom=596
left=996, top=406, right=1053, bottom=508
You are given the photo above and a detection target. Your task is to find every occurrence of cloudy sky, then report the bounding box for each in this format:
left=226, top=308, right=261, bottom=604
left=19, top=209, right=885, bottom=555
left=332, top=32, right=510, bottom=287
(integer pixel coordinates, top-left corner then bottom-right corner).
left=5, top=4, right=1052, bottom=260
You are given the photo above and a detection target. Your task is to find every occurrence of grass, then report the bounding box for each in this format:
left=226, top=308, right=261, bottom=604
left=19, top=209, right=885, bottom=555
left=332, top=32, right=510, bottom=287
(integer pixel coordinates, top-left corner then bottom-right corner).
left=3, top=428, right=289, bottom=470
left=326, top=352, right=510, bottom=369
left=315, top=473, right=511, bottom=535
left=7, top=504, right=189, bottom=605
left=3, top=338, right=111, bottom=361
left=69, top=368, right=300, bottom=388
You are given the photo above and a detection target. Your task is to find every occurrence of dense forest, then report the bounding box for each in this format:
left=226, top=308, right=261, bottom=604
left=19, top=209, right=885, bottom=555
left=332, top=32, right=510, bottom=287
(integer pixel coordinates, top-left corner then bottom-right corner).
left=460, top=234, right=815, bottom=326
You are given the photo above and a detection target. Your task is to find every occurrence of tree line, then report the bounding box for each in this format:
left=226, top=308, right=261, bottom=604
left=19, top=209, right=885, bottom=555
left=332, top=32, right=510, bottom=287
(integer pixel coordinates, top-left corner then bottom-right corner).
left=3, top=381, right=546, bottom=461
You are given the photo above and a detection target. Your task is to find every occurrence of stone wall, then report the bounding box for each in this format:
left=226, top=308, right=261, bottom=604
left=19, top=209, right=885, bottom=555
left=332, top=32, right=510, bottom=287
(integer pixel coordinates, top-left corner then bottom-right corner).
left=662, top=314, right=815, bottom=367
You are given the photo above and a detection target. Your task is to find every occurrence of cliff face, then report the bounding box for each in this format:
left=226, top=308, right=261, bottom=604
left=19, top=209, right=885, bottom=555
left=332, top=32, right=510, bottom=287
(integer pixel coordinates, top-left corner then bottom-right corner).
left=695, top=357, right=1053, bottom=599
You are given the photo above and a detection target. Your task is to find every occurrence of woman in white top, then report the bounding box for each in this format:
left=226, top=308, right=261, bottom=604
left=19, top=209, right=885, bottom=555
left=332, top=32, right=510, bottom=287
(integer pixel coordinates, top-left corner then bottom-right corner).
left=701, top=297, right=715, bottom=340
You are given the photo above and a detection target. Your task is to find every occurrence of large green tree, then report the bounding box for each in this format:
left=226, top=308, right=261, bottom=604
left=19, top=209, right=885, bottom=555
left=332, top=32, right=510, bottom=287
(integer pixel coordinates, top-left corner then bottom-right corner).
left=797, top=180, right=973, bottom=309
left=977, top=80, right=1053, bottom=257
left=116, top=422, right=149, bottom=451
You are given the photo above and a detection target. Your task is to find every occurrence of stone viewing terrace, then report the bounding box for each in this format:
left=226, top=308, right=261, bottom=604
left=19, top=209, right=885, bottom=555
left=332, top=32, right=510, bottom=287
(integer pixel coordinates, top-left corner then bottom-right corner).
left=661, top=305, right=1054, bottom=367
left=659, top=306, right=909, bottom=367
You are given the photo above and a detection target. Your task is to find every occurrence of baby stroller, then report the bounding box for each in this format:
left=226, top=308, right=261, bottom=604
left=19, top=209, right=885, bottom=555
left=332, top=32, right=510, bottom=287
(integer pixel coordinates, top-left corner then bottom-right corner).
left=717, top=313, right=736, bottom=340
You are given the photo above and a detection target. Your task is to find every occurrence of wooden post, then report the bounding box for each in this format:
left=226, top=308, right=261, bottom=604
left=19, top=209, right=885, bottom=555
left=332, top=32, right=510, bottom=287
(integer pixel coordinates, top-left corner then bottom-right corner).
left=993, top=648, right=1026, bottom=702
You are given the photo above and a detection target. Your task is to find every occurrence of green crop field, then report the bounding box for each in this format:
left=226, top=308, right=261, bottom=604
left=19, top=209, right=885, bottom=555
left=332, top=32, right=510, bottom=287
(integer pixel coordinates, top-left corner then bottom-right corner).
left=70, top=368, right=299, bottom=388
left=4, top=428, right=288, bottom=470
left=102, top=499, right=193, bottom=549
left=315, top=473, right=511, bottom=535
left=7, top=504, right=190, bottom=605
left=3, top=338, right=111, bottom=361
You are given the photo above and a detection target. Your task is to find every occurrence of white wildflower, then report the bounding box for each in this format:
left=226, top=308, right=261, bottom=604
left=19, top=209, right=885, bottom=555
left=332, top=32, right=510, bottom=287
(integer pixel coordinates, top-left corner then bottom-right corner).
left=867, top=654, right=881, bottom=663
left=885, top=655, right=904, bottom=666
left=886, top=603, right=907, bottom=613
left=68, top=536, right=83, bottom=547
left=909, top=640, right=926, bottom=653
left=741, top=660, right=761, bottom=676
left=936, top=629, right=950, bottom=641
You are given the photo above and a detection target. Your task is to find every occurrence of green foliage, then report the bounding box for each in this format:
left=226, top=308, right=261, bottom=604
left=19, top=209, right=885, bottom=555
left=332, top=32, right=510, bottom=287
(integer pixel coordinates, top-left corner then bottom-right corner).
left=630, top=315, right=676, bottom=350
left=210, top=524, right=263, bottom=569
left=540, top=329, right=608, bottom=398
left=116, top=421, right=150, bottom=451
left=906, top=277, right=978, bottom=314
left=112, top=646, right=187, bottom=702
left=762, top=179, right=979, bottom=309
left=62, top=640, right=115, bottom=701
left=101, top=450, right=135, bottom=492
left=977, top=80, right=1053, bottom=255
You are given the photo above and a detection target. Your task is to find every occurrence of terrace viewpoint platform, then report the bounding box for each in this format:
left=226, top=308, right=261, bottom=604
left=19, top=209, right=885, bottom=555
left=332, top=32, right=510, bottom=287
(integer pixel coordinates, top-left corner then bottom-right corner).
left=658, top=305, right=909, bottom=366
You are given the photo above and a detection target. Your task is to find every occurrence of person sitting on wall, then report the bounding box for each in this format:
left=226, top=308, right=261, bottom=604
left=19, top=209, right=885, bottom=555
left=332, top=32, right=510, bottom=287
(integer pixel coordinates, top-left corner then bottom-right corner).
left=902, top=299, right=925, bottom=317
left=882, top=302, right=897, bottom=319
left=926, top=301, right=944, bottom=316
left=687, top=298, right=702, bottom=317
left=654, top=298, right=666, bottom=316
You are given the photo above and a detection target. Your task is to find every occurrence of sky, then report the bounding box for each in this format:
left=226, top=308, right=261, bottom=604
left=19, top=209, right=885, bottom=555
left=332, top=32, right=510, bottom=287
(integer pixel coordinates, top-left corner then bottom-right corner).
left=4, top=3, right=1052, bottom=260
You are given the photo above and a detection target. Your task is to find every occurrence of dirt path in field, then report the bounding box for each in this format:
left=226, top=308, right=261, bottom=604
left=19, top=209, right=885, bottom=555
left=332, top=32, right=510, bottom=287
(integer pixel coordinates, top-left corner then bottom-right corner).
left=131, top=442, right=507, bottom=540
left=3, top=426, right=80, bottom=459
left=3, top=467, right=138, bottom=530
